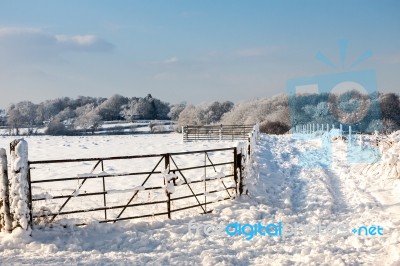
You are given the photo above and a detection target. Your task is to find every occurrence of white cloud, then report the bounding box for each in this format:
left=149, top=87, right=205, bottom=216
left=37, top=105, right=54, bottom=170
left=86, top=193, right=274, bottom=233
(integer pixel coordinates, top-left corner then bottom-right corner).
left=55, top=35, right=97, bottom=46
left=0, top=27, right=114, bottom=62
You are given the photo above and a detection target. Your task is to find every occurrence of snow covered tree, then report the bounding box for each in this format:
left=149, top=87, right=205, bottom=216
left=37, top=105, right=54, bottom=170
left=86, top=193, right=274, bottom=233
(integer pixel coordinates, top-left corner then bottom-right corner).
left=53, top=107, right=76, bottom=124
left=120, top=97, right=151, bottom=120
left=0, top=109, right=6, bottom=126
left=177, top=105, right=206, bottom=128
left=203, top=101, right=234, bottom=124
left=380, top=93, right=400, bottom=126
left=382, top=118, right=399, bottom=134
left=74, top=104, right=103, bottom=134
left=6, top=101, right=38, bottom=135
left=120, top=95, right=170, bottom=121
left=328, top=90, right=371, bottom=125
left=96, top=94, right=128, bottom=121
left=222, top=94, right=289, bottom=126
left=302, top=102, right=335, bottom=124
left=168, top=103, right=186, bottom=121
left=35, top=97, right=75, bottom=123
left=45, top=121, right=71, bottom=136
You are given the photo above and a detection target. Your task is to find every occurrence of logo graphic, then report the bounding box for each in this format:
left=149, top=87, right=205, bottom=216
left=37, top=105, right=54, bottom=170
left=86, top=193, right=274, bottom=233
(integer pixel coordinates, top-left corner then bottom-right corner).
left=187, top=220, right=384, bottom=240
left=286, top=40, right=382, bottom=168
left=352, top=225, right=384, bottom=236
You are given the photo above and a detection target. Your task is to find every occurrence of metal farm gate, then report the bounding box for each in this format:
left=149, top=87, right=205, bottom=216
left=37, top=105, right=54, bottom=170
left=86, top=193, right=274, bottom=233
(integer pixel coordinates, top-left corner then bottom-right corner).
left=28, top=147, right=244, bottom=226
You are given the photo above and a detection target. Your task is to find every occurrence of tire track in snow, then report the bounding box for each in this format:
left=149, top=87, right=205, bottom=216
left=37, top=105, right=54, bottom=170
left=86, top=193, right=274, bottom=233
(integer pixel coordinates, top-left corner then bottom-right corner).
left=329, top=142, right=384, bottom=215
left=259, top=136, right=332, bottom=222
left=262, top=135, right=354, bottom=224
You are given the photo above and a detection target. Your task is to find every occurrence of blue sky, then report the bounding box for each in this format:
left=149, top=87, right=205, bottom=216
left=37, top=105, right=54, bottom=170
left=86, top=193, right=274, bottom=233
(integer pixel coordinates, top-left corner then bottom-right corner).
left=0, top=0, right=399, bottom=108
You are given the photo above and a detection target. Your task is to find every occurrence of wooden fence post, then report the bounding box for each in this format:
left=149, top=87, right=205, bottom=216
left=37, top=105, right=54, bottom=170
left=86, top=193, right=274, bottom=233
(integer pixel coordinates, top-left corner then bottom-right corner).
left=9, top=139, right=31, bottom=232
left=182, top=126, right=187, bottom=142
left=349, top=126, right=352, bottom=145
left=248, top=137, right=251, bottom=156
left=0, top=148, right=12, bottom=233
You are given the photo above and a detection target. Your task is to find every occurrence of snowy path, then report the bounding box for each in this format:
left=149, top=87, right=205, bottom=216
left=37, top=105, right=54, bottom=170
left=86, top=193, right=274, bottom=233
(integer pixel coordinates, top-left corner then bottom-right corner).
left=249, top=135, right=400, bottom=265
left=1, top=134, right=400, bottom=265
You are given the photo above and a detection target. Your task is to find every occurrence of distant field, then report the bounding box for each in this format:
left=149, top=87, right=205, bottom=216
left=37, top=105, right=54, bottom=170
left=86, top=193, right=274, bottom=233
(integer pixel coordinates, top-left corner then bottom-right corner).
left=0, top=120, right=177, bottom=136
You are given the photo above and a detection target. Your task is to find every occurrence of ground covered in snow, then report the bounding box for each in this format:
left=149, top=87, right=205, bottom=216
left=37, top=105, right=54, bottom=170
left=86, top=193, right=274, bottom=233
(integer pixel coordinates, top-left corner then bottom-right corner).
left=1, top=133, right=400, bottom=265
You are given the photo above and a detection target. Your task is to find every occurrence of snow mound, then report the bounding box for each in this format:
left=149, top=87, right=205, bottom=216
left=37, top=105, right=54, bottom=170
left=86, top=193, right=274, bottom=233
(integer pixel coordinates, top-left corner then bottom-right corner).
left=354, top=134, right=400, bottom=180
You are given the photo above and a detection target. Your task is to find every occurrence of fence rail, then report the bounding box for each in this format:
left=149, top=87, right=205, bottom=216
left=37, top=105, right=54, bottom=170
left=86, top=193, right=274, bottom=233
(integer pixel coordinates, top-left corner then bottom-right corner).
left=27, top=147, right=243, bottom=226
left=289, top=123, right=365, bottom=144
left=182, top=124, right=255, bottom=142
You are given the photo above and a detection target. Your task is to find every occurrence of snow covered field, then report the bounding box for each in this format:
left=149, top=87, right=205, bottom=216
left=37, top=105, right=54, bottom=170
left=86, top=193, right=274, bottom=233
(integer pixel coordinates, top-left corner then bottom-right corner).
left=0, top=120, right=176, bottom=136
left=1, top=133, right=400, bottom=265
left=0, top=133, right=234, bottom=161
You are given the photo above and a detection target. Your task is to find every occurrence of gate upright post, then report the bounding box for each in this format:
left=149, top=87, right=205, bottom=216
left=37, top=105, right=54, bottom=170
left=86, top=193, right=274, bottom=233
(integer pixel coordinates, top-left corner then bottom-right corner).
left=101, top=160, right=107, bottom=221
left=238, top=152, right=243, bottom=195
left=0, top=148, right=12, bottom=233
left=9, top=139, right=31, bottom=233
left=164, top=154, right=171, bottom=219
left=233, top=148, right=238, bottom=195
left=233, top=148, right=243, bottom=195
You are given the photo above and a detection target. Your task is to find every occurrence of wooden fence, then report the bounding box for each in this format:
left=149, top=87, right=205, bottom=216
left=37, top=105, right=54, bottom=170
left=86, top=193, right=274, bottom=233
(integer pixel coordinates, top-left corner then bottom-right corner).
left=289, top=123, right=364, bottom=144
left=182, top=125, right=255, bottom=142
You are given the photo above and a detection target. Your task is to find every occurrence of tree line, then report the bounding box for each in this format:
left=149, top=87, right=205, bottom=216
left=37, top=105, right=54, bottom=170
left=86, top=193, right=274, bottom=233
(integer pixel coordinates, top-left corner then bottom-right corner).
left=0, top=94, right=235, bottom=135
left=1, top=91, right=399, bottom=135
left=219, top=92, right=400, bottom=134
left=1, top=94, right=173, bottom=135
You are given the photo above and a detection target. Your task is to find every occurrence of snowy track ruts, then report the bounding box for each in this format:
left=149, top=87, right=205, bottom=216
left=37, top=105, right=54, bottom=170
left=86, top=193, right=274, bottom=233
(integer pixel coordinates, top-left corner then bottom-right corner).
left=251, top=134, right=400, bottom=265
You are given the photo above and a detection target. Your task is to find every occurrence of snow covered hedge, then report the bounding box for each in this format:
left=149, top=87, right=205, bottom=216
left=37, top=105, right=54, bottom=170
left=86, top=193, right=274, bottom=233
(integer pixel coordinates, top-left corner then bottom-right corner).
left=354, top=131, right=400, bottom=180
left=375, top=132, right=400, bottom=179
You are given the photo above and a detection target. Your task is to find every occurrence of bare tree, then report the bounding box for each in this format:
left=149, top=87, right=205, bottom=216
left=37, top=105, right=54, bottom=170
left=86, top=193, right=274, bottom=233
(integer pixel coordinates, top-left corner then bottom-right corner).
left=380, top=93, right=400, bottom=125
left=6, top=101, right=38, bottom=135
left=177, top=105, right=206, bottom=128
left=6, top=107, right=23, bottom=135
left=222, top=94, right=289, bottom=126
left=168, top=103, right=186, bottom=121
left=203, top=101, right=234, bottom=124
left=74, top=104, right=103, bottom=134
